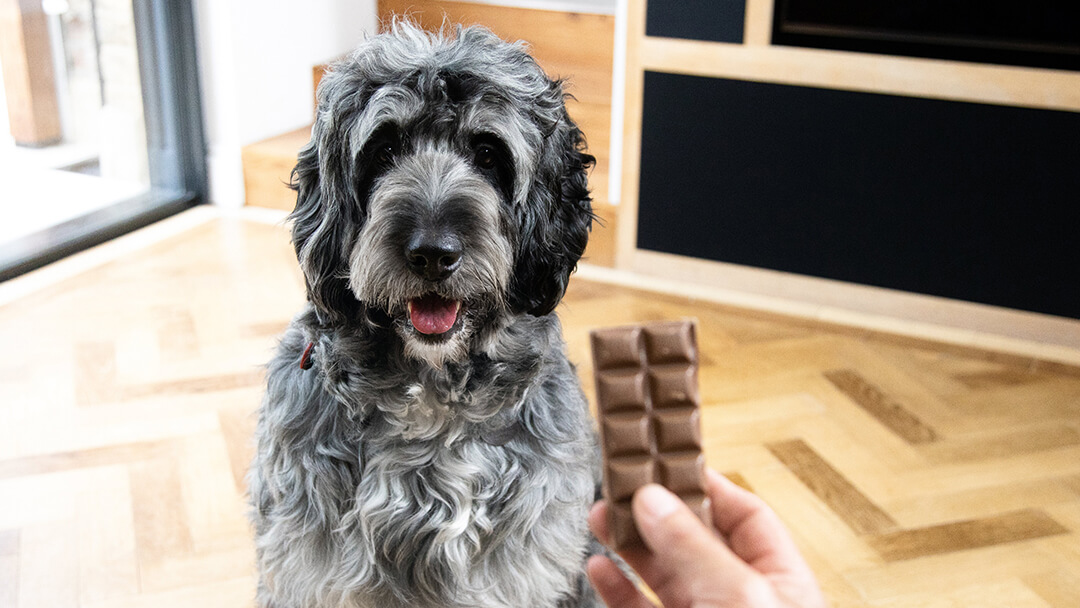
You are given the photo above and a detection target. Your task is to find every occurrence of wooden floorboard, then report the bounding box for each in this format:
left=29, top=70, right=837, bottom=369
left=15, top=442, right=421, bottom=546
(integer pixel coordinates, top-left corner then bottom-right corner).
left=767, top=438, right=899, bottom=536
left=1, top=210, right=1079, bottom=606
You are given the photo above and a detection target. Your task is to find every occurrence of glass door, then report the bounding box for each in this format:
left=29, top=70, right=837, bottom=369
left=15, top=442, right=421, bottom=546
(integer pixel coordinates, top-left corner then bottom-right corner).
left=0, top=0, right=205, bottom=280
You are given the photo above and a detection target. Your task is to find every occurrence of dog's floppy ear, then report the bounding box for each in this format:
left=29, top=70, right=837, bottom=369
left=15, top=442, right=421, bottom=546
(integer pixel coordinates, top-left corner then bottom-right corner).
left=511, top=83, right=596, bottom=317
left=289, top=94, right=365, bottom=325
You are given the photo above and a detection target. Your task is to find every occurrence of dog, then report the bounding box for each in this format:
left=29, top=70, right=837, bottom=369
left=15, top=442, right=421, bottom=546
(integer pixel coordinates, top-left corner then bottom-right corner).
left=248, top=21, right=603, bottom=608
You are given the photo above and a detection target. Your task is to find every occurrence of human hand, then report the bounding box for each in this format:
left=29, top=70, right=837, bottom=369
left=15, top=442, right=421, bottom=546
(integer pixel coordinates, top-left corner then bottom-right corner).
left=587, top=468, right=826, bottom=608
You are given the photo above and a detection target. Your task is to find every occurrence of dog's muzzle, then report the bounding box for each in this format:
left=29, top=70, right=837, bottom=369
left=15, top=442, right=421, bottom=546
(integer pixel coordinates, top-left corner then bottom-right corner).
left=349, top=149, right=512, bottom=345
left=403, top=230, right=465, bottom=335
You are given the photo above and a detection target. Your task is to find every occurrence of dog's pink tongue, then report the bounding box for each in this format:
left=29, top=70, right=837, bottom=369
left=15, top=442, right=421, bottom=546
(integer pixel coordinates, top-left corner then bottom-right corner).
left=408, top=294, right=460, bottom=335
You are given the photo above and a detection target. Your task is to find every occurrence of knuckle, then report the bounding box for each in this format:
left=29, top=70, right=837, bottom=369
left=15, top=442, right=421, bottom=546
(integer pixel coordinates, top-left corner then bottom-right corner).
left=655, top=511, right=705, bottom=546
left=731, top=574, right=778, bottom=607
left=687, top=573, right=777, bottom=608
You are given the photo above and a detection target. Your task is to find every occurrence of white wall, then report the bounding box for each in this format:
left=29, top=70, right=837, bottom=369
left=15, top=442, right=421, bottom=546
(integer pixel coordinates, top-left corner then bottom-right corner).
left=194, top=0, right=377, bottom=207
left=0, top=55, right=12, bottom=150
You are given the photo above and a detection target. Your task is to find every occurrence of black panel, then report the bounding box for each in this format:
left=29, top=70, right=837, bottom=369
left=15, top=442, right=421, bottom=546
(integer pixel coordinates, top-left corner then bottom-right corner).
left=646, top=0, right=745, bottom=44
left=637, top=71, right=1080, bottom=319
left=773, top=0, right=1080, bottom=71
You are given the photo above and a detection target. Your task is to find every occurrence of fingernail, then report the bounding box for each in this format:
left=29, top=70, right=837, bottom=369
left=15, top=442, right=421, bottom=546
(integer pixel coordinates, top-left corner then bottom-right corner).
left=636, top=484, right=681, bottom=521
left=705, top=468, right=726, bottom=486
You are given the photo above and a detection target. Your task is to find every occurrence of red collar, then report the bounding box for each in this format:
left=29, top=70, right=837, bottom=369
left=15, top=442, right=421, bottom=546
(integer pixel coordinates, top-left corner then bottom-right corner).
left=300, top=342, right=315, bottom=370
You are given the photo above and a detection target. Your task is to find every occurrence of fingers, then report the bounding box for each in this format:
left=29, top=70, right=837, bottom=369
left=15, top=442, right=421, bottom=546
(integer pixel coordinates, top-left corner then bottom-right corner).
left=585, top=555, right=657, bottom=608
left=587, top=498, right=611, bottom=545
left=706, top=469, right=770, bottom=535
left=591, top=484, right=758, bottom=607
left=589, top=472, right=825, bottom=608
left=705, top=470, right=812, bottom=578
left=588, top=500, right=655, bottom=569
left=630, top=484, right=754, bottom=603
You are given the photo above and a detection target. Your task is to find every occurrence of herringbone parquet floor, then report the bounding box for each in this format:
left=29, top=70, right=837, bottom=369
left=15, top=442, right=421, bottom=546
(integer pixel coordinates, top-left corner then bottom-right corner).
left=2, top=208, right=1079, bottom=607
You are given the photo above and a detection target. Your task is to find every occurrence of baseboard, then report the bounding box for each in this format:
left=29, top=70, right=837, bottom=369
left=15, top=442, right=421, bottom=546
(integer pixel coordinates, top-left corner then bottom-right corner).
left=0, top=205, right=217, bottom=307
left=206, top=144, right=247, bottom=208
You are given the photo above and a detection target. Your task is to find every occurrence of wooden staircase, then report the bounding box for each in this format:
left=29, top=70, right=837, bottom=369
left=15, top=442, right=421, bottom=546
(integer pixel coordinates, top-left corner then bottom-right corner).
left=240, top=125, right=311, bottom=213
left=240, top=62, right=323, bottom=212
left=240, top=1, right=618, bottom=266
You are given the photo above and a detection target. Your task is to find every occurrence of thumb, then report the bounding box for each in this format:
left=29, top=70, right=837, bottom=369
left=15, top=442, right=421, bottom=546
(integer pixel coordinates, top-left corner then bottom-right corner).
left=631, top=484, right=756, bottom=607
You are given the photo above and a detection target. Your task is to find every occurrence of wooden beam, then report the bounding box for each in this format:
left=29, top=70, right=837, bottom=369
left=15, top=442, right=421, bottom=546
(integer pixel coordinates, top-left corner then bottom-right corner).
left=0, top=0, right=62, bottom=146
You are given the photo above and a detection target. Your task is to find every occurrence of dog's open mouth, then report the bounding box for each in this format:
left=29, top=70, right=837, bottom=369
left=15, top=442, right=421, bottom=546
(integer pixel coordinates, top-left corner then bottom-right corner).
left=407, top=293, right=462, bottom=336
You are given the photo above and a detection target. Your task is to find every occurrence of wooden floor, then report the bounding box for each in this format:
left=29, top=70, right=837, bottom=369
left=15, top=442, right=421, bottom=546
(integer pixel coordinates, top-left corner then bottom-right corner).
left=2, top=209, right=1079, bottom=607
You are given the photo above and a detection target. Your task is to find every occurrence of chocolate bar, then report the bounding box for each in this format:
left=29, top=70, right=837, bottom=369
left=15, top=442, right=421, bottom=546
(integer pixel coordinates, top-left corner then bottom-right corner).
left=591, top=320, right=710, bottom=550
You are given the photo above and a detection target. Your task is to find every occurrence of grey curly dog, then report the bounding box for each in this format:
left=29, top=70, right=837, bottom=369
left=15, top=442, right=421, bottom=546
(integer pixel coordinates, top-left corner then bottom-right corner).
left=248, top=20, right=605, bottom=608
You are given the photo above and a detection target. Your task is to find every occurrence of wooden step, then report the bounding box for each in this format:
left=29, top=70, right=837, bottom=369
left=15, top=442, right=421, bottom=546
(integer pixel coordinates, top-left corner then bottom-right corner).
left=241, top=64, right=326, bottom=212
left=240, top=126, right=310, bottom=212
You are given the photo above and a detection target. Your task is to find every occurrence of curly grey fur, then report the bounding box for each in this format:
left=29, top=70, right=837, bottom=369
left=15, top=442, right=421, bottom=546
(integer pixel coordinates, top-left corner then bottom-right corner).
left=249, top=21, right=602, bottom=608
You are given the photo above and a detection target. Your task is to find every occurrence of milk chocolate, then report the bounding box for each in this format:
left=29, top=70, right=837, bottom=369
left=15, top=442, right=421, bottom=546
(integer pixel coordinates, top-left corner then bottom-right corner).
left=591, top=320, right=710, bottom=549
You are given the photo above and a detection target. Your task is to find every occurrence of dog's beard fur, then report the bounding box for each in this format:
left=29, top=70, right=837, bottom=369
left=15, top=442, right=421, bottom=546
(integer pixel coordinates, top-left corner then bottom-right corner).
left=349, top=150, right=514, bottom=369
left=252, top=21, right=602, bottom=608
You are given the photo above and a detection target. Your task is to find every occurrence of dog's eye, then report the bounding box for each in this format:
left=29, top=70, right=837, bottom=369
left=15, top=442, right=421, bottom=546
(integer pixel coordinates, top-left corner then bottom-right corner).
left=375, top=143, right=397, bottom=166
left=474, top=144, right=498, bottom=170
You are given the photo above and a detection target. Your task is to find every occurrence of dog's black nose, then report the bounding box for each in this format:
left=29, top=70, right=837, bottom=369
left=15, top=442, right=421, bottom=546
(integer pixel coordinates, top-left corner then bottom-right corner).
left=405, top=232, right=463, bottom=281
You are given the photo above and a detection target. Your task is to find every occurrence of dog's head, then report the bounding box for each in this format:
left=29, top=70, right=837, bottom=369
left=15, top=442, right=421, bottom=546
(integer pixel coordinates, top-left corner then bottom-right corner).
left=289, top=22, right=594, bottom=367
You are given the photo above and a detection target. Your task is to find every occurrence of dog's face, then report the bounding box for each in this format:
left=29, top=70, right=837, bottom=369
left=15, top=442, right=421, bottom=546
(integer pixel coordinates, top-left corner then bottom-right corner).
left=289, top=23, right=594, bottom=367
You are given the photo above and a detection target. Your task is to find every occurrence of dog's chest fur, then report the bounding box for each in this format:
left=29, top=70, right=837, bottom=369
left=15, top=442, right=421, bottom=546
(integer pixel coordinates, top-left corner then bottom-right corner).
left=251, top=314, right=599, bottom=608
